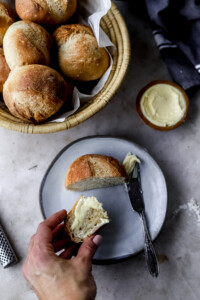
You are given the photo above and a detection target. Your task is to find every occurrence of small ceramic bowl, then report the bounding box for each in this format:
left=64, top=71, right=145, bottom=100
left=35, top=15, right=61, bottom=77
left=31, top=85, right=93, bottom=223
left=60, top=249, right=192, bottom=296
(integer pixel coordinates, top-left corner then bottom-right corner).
left=136, top=80, right=189, bottom=131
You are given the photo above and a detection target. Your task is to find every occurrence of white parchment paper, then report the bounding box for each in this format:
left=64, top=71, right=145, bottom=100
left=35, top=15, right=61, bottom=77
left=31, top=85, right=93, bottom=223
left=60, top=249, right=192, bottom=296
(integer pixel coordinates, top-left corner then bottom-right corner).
left=1, top=0, right=115, bottom=122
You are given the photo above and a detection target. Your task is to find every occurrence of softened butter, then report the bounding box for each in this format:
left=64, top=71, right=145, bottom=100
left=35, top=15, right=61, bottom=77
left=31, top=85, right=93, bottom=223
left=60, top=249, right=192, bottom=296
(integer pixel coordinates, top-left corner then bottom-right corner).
left=71, top=196, right=103, bottom=231
left=122, top=153, right=140, bottom=175
left=140, top=83, right=186, bottom=127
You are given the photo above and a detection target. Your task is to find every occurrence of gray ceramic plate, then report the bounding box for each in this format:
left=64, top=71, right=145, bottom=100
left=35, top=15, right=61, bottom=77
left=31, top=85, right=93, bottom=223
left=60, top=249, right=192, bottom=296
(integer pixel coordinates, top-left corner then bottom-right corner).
left=40, top=136, right=167, bottom=264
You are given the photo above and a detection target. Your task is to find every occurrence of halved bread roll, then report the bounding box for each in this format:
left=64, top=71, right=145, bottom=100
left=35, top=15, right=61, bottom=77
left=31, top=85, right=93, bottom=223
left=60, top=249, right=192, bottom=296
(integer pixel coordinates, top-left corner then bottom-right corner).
left=65, top=154, right=127, bottom=191
left=65, top=196, right=110, bottom=243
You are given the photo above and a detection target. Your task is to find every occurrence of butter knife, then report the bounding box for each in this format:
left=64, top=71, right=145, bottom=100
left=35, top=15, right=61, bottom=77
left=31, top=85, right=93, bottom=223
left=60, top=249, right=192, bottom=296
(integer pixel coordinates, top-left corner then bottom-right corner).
left=126, top=162, right=159, bottom=277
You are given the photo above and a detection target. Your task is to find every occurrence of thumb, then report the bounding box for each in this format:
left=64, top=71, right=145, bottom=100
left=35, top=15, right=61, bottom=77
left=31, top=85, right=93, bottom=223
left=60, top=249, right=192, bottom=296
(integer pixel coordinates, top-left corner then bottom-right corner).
left=76, top=235, right=102, bottom=266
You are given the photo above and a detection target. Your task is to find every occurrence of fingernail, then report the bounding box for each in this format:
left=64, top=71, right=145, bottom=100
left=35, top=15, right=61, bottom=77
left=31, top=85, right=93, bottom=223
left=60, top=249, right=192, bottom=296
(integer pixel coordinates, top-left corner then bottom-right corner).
left=93, top=235, right=103, bottom=246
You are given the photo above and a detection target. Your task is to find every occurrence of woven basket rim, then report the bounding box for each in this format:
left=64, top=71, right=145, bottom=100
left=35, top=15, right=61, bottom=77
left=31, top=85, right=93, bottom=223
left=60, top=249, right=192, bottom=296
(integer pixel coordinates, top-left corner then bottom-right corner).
left=0, top=1, right=130, bottom=134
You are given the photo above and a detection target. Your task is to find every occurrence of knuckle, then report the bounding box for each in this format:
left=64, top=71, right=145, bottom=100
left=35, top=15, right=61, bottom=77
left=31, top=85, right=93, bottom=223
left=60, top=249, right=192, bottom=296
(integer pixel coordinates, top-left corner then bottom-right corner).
left=37, top=221, right=47, bottom=232
left=31, top=247, right=49, bottom=265
left=76, top=253, right=87, bottom=263
left=38, top=221, right=45, bottom=228
left=79, top=255, right=88, bottom=264
left=30, top=234, right=36, bottom=242
left=55, top=216, right=60, bottom=224
left=84, top=241, right=96, bottom=253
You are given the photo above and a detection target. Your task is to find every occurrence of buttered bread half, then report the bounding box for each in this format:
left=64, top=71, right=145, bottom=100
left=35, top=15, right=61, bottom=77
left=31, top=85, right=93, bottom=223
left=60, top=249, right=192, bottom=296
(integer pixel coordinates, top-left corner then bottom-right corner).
left=65, top=195, right=110, bottom=243
left=65, top=154, right=127, bottom=191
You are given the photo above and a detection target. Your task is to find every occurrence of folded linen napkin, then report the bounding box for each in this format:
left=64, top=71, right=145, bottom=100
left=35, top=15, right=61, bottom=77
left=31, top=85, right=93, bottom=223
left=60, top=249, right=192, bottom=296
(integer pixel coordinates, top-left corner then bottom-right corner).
left=144, top=0, right=200, bottom=90
left=116, top=0, right=200, bottom=90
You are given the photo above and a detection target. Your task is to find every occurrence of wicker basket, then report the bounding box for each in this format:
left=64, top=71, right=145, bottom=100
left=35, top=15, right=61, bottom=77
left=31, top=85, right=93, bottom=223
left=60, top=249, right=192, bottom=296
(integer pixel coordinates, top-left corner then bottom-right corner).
left=0, top=2, right=130, bottom=134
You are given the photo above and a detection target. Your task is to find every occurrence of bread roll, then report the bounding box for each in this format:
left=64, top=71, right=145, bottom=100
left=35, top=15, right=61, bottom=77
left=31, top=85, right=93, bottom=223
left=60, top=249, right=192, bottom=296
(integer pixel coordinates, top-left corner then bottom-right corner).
left=15, top=0, right=77, bottom=27
left=65, top=196, right=110, bottom=243
left=65, top=154, right=127, bottom=191
left=53, top=24, right=110, bottom=81
left=0, top=2, right=15, bottom=46
left=3, top=65, right=69, bottom=123
left=3, top=21, right=52, bottom=70
left=0, top=48, right=10, bottom=93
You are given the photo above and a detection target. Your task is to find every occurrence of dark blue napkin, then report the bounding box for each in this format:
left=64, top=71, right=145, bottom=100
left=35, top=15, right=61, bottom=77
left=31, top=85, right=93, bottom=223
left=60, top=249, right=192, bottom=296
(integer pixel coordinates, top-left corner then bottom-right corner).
left=144, top=0, right=200, bottom=90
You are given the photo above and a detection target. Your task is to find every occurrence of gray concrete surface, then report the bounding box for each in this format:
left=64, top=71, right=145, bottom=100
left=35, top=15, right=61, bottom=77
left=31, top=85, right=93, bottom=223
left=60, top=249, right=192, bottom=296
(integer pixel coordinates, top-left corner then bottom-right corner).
left=0, top=1, right=200, bottom=299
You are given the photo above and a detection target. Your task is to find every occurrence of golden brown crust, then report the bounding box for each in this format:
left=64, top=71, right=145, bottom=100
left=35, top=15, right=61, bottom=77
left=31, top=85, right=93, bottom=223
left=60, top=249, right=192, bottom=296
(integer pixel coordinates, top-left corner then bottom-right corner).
left=0, top=47, right=10, bottom=93
left=65, top=154, right=127, bottom=188
left=3, top=21, right=52, bottom=70
left=16, top=0, right=48, bottom=25
left=53, top=24, right=94, bottom=46
left=15, top=0, right=77, bottom=26
left=0, top=2, right=14, bottom=47
left=3, top=65, right=69, bottom=123
left=53, top=24, right=110, bottom=81
left=0, top=2, right=15, bottom=46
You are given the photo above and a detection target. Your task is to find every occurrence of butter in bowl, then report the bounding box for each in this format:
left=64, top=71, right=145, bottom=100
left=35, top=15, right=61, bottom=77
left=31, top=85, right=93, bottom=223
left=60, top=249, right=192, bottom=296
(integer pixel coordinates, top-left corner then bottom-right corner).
left=136, top=80, right=189, bottom=131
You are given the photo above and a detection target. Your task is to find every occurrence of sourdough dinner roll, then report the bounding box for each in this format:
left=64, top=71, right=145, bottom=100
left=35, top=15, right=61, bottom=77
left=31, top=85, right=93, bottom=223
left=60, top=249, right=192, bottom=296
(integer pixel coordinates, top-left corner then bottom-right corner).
left=3, top=21, right=52, bottom=70
left=0, top=48, right=10, bottom=93
left=0, top=2, right=15, bottom=46
left=53, top=24, right=110, bottom=81
left=15, top=0, right=77, bottom=27
left=3, top=65, right=69, bottom=123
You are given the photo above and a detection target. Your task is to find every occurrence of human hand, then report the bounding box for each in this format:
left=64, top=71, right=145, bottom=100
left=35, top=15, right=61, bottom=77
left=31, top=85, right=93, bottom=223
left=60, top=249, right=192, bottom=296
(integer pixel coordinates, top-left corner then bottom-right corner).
left=22, top=210, right=102, bottom=300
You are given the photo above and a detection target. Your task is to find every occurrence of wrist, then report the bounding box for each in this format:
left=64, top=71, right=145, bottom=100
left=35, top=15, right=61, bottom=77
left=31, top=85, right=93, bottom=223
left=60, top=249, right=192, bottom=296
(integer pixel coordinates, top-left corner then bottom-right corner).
left=34, top=275, right=84, bottom=300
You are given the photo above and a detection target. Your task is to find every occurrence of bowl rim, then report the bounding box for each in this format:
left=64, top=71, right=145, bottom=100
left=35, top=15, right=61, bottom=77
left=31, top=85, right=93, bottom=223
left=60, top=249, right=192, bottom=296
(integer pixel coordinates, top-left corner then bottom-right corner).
left=136, top=80, right=189, bottom=131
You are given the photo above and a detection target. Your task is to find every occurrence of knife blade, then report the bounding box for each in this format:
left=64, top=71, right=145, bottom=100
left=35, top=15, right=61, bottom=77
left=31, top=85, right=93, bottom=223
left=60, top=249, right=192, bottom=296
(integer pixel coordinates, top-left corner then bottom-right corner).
left=125, top=162, right=159, bottom=277
left=126, top=162, right=144, bottom=213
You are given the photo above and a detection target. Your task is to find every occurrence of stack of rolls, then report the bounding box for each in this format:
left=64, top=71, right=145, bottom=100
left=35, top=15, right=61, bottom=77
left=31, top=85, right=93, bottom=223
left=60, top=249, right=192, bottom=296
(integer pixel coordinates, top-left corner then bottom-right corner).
left=0, top=0, right=110, bottom=123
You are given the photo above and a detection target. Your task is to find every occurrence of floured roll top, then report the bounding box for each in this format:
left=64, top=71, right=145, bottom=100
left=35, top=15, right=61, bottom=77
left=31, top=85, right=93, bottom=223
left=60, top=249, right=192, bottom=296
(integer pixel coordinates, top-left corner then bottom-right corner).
left=3, top=64, right=69, bottom=123
left=3, top=21, right=52, bottom=70
left=15, top=0, right=77, bottom=26
left=53, top=24, right=110, bottom=81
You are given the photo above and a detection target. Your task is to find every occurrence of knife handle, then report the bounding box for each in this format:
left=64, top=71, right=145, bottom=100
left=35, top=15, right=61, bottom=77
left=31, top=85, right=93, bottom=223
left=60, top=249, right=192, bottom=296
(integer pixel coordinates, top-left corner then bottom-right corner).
left=140, top=211, right=159, bottom=277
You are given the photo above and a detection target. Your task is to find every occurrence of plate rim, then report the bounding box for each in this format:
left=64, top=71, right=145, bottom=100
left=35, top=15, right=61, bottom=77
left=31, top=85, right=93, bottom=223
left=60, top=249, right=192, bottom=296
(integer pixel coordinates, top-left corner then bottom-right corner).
left=39, top=135, right=168, bottom=264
